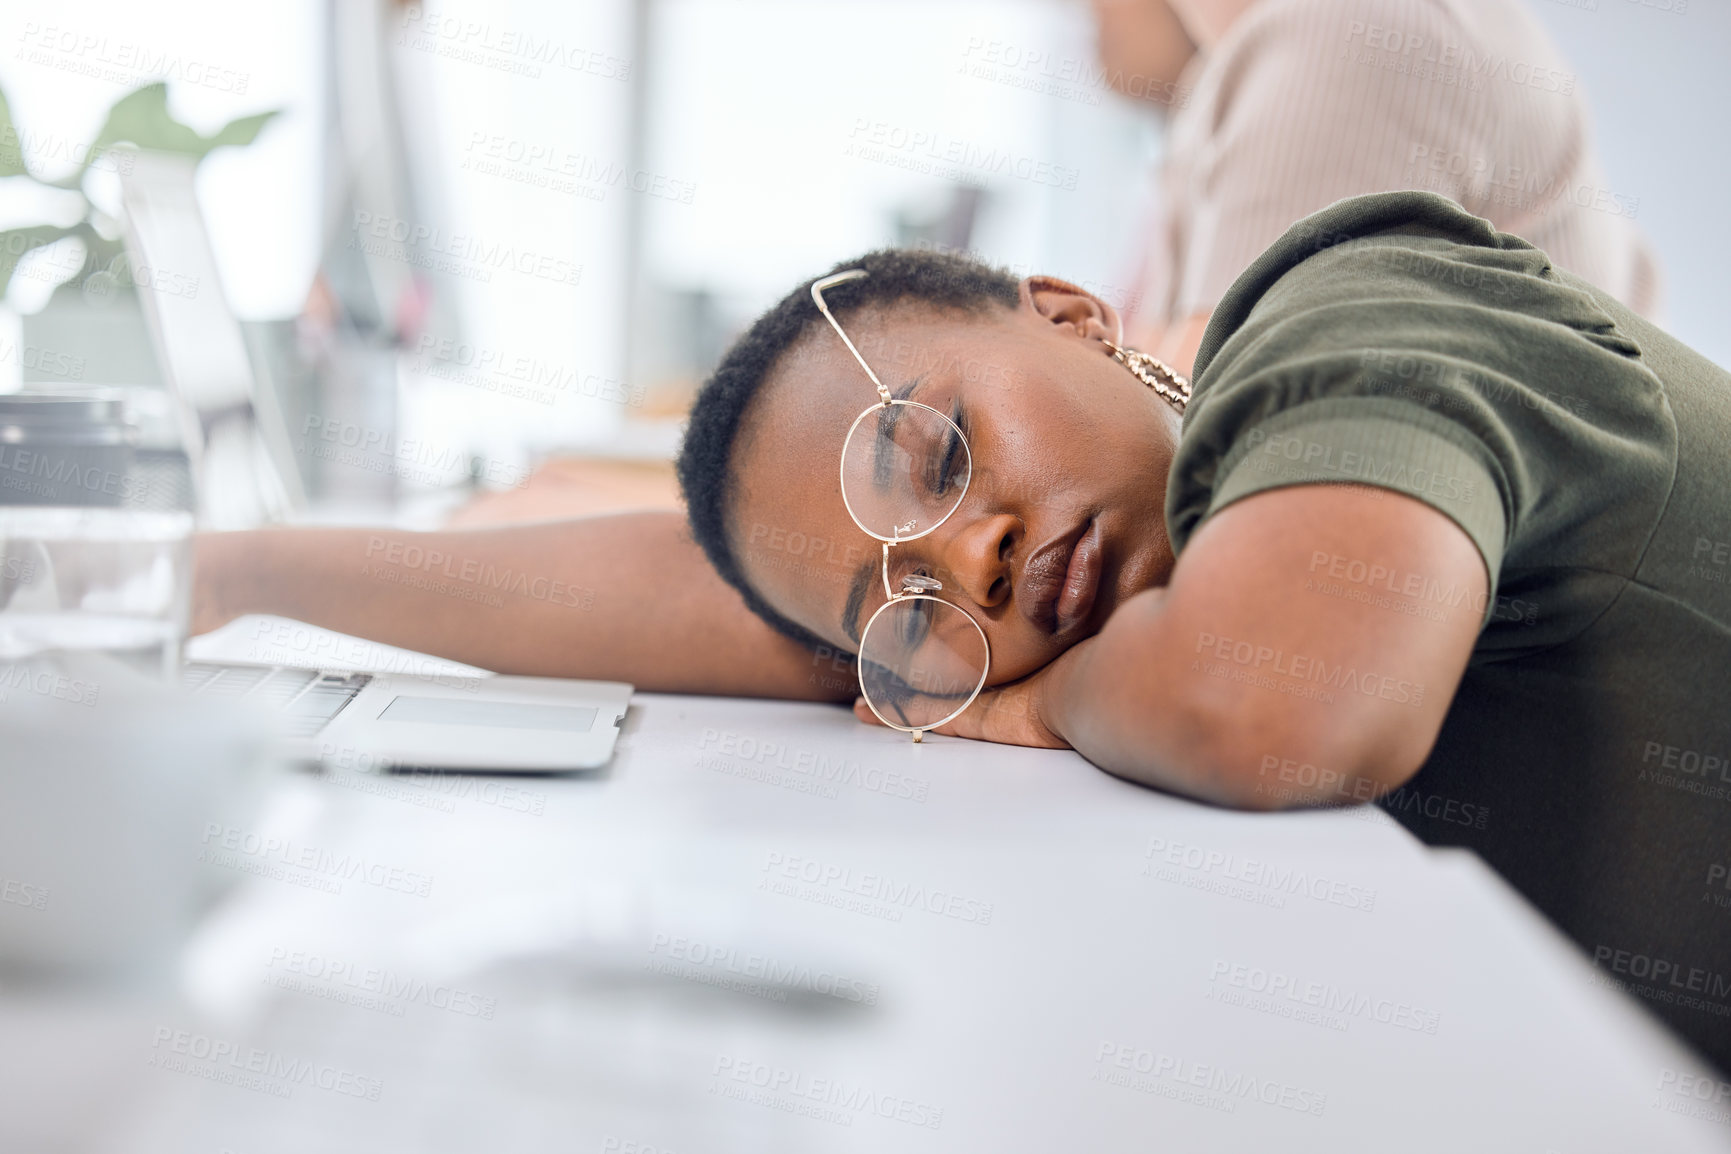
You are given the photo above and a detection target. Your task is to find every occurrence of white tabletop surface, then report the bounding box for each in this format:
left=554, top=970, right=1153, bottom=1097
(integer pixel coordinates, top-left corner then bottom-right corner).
left=2, top=615, right=1727, bottom=1154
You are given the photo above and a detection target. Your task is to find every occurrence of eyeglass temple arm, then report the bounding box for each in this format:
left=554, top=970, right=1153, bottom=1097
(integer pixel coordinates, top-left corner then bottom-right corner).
left=811, top=270, right=893, bottom=405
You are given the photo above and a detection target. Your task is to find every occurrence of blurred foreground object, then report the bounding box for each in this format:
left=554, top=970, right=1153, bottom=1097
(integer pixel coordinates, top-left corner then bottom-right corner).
left=0, top=651, right=274, bottom=988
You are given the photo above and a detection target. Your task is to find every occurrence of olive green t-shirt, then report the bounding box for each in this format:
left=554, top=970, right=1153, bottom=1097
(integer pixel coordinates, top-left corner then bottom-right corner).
left=1169, top=191, right=1731, bottom=1072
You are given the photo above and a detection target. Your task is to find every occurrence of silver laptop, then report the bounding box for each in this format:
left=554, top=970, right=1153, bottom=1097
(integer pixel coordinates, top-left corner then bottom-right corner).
left=118, top=151, right=632, bottom=772
left=180, top=659, right=631, bottom=773
left=119, top=149, right=303, bottom=530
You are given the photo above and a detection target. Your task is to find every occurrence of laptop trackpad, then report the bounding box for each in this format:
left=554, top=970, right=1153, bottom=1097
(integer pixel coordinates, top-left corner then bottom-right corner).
left=376, top=696, right=598, bottom=733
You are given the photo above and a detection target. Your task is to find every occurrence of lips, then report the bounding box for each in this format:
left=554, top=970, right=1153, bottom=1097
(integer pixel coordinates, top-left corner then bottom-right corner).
left=1018, top=518, right=1100, bottom=635
left=1054, top=521, right=1103, bottom=633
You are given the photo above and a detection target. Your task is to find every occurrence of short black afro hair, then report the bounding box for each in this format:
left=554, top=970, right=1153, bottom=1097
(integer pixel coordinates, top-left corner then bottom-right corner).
left=676, top=247, right=1020, bottom=653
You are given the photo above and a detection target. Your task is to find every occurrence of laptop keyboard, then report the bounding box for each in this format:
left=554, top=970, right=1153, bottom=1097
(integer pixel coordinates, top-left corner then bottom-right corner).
left=183, top=663, right=372, bottom=736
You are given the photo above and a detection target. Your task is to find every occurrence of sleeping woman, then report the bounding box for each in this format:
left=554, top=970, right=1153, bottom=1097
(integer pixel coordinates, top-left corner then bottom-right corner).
left=194, top=191, right=1731, bottom=1071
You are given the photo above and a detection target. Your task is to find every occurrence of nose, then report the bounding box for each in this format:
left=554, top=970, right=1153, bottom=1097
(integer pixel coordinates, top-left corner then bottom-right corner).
left=931, top=511, right=1019, bottom=610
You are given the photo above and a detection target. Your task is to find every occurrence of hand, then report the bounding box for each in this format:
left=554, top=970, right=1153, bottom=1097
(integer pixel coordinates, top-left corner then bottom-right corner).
left=850, top=637, right=1097, bottom=749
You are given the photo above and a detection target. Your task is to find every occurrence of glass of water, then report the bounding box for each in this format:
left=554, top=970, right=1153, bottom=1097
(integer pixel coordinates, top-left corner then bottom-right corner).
left=0, top=506, right=196, bottom=679
left=0, top=389, right=197, bottom=678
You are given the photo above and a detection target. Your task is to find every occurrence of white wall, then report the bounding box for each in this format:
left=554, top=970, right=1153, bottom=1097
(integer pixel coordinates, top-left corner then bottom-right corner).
left=1524, top=0, right=1731, bottom=369
left=640, top=0, right=1159, bottom=349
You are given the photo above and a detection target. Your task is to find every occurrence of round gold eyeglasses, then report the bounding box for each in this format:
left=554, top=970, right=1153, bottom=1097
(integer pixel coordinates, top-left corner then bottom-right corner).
left=810, top=269, right=991, bottom=742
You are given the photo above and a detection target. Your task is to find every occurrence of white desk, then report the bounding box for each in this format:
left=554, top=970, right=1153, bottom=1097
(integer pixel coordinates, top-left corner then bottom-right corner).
left=3, top=616, right=1728, bottom=1153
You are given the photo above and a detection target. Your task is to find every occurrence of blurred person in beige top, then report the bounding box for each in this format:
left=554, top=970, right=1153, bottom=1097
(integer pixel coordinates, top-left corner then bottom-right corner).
left=1094, top=0, right=1661, bottom=373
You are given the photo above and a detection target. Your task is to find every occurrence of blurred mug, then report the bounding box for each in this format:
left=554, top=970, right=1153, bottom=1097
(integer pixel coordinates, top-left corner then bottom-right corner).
left=0, top=651, right=274, bottom=987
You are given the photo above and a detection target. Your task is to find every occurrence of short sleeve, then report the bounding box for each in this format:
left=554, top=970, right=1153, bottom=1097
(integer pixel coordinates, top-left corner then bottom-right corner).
left=1170, top=191, right=1679, bottom=655
left=1201, top=396, right=1509, bottom=617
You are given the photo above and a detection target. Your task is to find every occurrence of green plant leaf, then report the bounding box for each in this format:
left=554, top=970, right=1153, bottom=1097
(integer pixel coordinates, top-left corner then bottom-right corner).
left=47, top=82, right=281, bottom=188
left=203, top=109, right=279, bottom=152
left=0, top=85, right=28, bottom=178
left=91, top=82, right=208, bottom=155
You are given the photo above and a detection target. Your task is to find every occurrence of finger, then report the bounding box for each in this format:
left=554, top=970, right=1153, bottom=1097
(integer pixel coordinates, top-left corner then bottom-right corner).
left=926, top=696, right=995, bottom=742
left=945, top=688, right=1067, bottom=748
left=853, top=697, right=886, bottom=727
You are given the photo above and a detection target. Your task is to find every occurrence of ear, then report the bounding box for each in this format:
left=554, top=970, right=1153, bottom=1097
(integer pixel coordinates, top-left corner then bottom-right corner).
left=1020, top=275, right=1123, bottom=345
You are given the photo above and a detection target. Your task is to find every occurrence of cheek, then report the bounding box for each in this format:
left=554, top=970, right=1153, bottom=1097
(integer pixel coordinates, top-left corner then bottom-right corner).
left=742, top=538, right=860, bottom=626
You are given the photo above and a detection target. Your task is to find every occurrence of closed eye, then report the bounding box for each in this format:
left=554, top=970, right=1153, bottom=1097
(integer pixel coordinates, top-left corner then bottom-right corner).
left=931, top=402, right=967, bottom=497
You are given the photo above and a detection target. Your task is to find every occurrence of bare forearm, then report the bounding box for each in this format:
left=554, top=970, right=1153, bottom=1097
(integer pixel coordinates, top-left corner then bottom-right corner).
left=1045, top=590, right=1259, bottom=806
left=1044, top=487, right=1482, bottom=810
left=196, top=512, right=853, bottom=701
